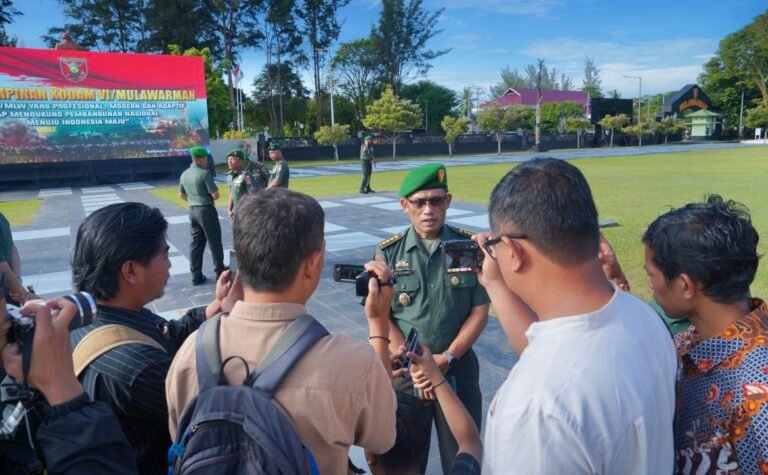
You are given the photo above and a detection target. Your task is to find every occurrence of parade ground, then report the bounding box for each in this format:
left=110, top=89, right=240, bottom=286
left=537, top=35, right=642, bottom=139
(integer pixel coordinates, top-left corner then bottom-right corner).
left=1, top=142, right=767, bottom=472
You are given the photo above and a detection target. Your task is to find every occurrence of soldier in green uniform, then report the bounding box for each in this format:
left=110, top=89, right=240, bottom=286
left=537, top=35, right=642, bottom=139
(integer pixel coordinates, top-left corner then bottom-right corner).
left=226, top=149, right=268, bottom=219
left=374, top=163, right=489, bottom=474
left=179, top=146, right=226, bottom=285
left=266, top=142, right=290, bottom=189
left=359, top=135, right=376, bottom=194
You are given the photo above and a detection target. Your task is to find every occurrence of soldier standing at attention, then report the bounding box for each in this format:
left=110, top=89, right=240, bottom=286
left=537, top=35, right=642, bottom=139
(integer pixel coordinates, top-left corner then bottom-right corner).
left=266, top=142, right=290, bottom=189
left=359, top=134, right=376, bottom=194
left=179, top=146, right=226, bottom=285
left=226, top=149, right=268, bottom=219
left=374, top=163, right=489, bottom=474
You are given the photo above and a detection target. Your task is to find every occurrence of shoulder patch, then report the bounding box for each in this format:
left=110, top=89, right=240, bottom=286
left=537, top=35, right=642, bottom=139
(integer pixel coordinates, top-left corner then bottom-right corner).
left=448, top=226, right=475, bottom=239
left=378, top=231, right=405, bottom=249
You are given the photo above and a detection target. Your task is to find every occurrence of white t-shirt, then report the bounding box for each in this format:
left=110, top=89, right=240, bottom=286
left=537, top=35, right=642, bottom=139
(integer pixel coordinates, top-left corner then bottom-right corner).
left=482, top=288, right=676, bottom=474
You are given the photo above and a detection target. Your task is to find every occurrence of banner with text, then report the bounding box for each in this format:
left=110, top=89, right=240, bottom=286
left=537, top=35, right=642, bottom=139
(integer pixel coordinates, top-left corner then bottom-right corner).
left=0, top=47, right=209, bottom=165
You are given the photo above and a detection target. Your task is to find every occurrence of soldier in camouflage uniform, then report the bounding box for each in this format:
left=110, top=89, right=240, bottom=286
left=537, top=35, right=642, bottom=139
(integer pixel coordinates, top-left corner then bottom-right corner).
left=374, top=163, right=489, bottom=474
left=226, top=149, right=268, bottom=219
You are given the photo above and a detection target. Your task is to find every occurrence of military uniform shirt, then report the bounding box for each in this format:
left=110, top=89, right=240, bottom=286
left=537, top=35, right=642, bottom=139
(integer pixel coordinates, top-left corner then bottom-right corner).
left=0, top=211, right=12, bottom=263
left=227, top=169, right=258, bottom=205
left=179, top=164, right=218, bottom=206
left=375, top=225, right=490, bottom=353
left=269, top=160, right=290, bottom=188
left=360, top=144, right=374, bottom=161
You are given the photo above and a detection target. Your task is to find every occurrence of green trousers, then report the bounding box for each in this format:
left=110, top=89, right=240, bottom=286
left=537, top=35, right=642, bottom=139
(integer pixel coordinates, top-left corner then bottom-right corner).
left=189, top=205, right=225, bottom=279
left=393, top=348, right=482, bottom=474
left=360, top=160, right=373, bottom=192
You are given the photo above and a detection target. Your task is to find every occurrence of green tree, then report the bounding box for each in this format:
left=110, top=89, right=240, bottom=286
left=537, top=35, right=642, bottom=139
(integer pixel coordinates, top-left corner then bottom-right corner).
left=441, top=116, right=469, bottom=157
left=371, top=0, right=449, bottom=94
left=655, top=117, right=686, bottom=144
left=582, top=56, right=602, bottom=98
left=43, top=0, right=149, bottom=52
left=504, top=104, right=532, bottom=131
left=0, top=0, right=20, bottom=46
left=623, top=119, right=656, bottom=146
left=460, top=87, right=473, bottom=119
left=608, top=89, right=621, bottom=99
left=299, top=0, right=350, bottom=130
left=201, top=0, right=264, bottom=130
left=745, top=105, right=768, bottom=138
left=363, top=85, right=421, bottom=160
left=539, top=101, right=584, bottom=133
left=477, top=102, right=509, bottom=155
left=491, top=62, right=572, bottom=97
left=169, top=45, right=232, bottom=139
left=143, top=0, right=213, bottom=54
left=253, top=62, right=308, bottom=135
left=332, top=38, right=379, bottom=127
left=314, top=123, right=350, bottom=162
left=400, top=80, right=457, bottom=134
left=564, top=117, right=592, bottom=149
left=598, top=113, right=629, bottom=147
left=263, top=0, right=306, bottom=135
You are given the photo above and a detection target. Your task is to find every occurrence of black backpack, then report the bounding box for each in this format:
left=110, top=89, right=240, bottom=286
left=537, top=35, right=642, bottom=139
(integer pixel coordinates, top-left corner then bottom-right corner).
left=168, top=314, right=329, bottom=475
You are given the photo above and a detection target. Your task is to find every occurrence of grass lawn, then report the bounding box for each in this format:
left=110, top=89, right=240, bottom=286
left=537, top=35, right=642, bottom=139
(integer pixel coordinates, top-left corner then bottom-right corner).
left=0, top=199, right=43, bottom=226
left=153, top=147, right=768, bottom=301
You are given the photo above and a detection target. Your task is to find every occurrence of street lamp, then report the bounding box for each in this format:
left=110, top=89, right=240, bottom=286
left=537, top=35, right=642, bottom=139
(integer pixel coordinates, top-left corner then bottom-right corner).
left=315, top=48, right=335, bottom=126
left=623, top=75, right=642, bottom=124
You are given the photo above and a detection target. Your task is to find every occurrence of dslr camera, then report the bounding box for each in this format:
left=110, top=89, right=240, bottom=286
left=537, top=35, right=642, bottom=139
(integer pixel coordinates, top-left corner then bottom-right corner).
left=1, top=292, right=96, bottom=454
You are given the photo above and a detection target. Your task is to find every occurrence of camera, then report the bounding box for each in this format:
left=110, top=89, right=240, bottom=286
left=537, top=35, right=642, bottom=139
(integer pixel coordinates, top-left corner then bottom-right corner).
left=443, top=240, right=484, bottom=273
left=333, top=264, right=396, bottom=297
left=1, top=292, right=97, bottom=443
left=397, top=328, right=420, bottom=379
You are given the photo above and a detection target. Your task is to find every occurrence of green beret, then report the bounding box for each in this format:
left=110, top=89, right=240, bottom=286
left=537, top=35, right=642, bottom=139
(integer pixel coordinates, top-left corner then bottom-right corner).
left=189, top=146, right=207, bottom=158
left=399, top=163, right=448, bottom=197
left=267, top=142, right=281, bottom=151
left=227, top=149, right=246, bottom=161
left=364, top=135, right=372, bottom=141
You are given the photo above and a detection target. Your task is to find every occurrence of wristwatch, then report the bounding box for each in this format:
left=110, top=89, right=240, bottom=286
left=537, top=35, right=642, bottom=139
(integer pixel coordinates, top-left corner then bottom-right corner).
left=442, top=351, right=458, bottom=369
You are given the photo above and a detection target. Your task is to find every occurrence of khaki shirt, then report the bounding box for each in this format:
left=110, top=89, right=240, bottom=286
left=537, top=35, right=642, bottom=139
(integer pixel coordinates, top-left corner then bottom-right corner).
left=375, top=225, right=490, bottom=353
left=166, top=301, right=396, bottom=474
left=179, top=164, right=218, bottom=206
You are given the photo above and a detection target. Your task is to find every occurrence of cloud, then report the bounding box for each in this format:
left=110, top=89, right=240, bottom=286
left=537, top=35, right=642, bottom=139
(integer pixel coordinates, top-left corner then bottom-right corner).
left=439, top=0, right=563, bottom=16
left=518, top=37, right=717, bottom=95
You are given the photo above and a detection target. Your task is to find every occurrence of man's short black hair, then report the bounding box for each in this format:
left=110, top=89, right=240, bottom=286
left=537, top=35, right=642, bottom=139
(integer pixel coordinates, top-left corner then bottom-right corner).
left=72, top=202, right=167, bottom=300
left=642, top=195, right=759, bottom=304
left=379, top=391, right=432, bottom=471
left=233, top=189, right=324, bottom=292
left=489, top=157, right=599, bottom=265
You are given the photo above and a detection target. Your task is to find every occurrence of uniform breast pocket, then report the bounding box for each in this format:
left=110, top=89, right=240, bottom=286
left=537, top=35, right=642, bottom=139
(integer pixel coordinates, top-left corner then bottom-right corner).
left=392, top=275, right=420, bottom=310
left=444, top=272, right=477, bottom=289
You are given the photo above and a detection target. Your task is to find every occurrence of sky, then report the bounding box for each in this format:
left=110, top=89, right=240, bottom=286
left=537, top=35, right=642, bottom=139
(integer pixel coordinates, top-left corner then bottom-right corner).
left=7, top=0, right=767, bottom=100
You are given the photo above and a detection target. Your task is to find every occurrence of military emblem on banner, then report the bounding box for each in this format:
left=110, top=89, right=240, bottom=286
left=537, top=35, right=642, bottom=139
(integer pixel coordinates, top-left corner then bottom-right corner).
left=60, top=57, right=88, bottom=82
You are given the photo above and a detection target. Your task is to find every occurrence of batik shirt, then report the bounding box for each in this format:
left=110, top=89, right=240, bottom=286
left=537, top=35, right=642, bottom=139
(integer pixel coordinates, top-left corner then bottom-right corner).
left=674, top=299, right=768, bottom=474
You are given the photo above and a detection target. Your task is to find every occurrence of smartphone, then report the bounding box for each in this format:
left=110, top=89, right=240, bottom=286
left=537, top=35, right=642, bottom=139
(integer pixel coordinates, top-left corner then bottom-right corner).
left=400, top=328, right=420, bottom=378
left=443, top=239, right=484, bottom=273
left=229, top=250, right=238, bottom=274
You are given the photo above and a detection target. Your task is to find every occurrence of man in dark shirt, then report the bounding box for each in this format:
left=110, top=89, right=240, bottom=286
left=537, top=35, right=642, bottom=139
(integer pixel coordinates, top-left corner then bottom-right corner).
left=69, top=202, right=238, bottom=474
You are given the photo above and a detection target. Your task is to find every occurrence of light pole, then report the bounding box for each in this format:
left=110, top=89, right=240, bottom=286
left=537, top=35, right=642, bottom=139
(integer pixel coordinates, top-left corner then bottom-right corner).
left=623, top=75, right=642, bottom=124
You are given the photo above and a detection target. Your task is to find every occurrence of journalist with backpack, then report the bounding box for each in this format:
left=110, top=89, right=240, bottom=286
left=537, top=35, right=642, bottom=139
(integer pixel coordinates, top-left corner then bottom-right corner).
left=166, top=188, right=396, bottom=474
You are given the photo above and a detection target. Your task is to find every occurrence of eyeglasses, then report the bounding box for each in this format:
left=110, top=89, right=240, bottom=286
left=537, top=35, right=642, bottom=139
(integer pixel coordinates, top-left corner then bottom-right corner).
left=483, top=234, right=528, bottom=260
left=406, top=196, right=448, bottom=209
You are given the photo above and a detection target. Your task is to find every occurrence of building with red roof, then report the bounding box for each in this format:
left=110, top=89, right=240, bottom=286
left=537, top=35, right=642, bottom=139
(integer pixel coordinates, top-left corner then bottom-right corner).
left=483, top=88, right=589, bottom=108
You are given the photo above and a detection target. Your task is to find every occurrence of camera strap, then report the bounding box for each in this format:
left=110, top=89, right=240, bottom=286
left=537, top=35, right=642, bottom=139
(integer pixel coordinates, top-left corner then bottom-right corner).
left=72, top=324, right=166, bottom=377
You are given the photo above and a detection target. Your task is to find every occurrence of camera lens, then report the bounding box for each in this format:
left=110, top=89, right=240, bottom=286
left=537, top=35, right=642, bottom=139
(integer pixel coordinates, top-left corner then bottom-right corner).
left=62, top=292, right=97, bottom=330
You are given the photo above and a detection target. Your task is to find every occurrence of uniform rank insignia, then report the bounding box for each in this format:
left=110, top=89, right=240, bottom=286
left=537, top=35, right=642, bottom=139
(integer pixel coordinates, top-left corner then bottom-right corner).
left=394, top=259, right=412, bottom=276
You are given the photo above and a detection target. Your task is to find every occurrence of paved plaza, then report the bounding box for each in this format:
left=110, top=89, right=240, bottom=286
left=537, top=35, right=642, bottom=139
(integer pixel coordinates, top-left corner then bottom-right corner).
left=2, top=141, right=764, bottom=472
